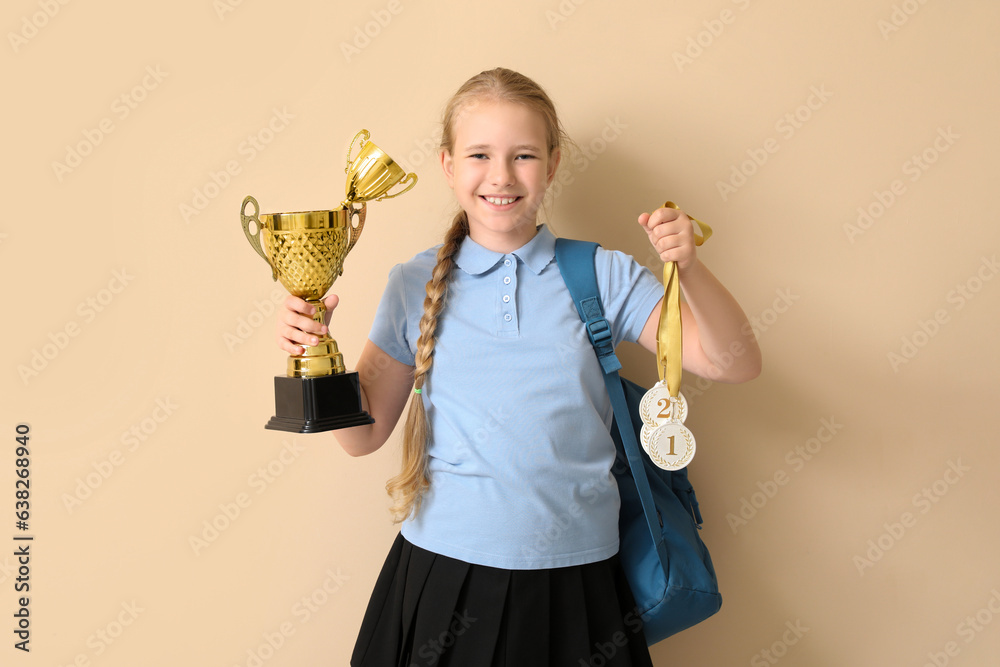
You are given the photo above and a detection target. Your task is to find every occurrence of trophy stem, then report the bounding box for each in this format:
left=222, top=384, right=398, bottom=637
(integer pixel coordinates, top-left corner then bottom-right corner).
left=287, top=300, right=346, bottom=377
left=270, top=299, right=372, bottom=433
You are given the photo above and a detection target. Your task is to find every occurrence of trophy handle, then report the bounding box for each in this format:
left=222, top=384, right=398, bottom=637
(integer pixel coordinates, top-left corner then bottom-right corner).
left=346, top=202, right=367, bottom=255
left=346, top=129, right=370, bottom=173
left=241, top=195, right=277, bottom=281
left=375, top=172, right=418, bottom=201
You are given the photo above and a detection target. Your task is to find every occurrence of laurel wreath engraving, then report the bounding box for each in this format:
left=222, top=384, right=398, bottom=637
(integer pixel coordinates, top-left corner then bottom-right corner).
left=639, top=390, right=688, bottom=427
left=648, top=426, right=696, bottom=470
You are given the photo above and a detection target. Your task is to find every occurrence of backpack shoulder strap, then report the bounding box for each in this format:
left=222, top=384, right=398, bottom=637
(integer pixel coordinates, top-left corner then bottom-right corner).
left=554, top=239, right=621, bottom=375
left=554, top=238, right=669, bottom=571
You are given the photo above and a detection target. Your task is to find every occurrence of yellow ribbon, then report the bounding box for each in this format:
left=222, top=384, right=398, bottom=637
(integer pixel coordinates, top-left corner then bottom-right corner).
left=658, top=202, right=712, bottom=397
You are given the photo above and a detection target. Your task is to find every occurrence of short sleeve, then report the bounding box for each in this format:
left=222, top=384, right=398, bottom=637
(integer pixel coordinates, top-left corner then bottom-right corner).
left=594, top=247, right=663, bottom=347
left=368, top=264, right=416, bottom=367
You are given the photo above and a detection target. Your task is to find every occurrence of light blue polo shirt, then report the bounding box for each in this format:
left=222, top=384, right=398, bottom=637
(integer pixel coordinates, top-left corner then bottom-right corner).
left=368, top=225, right=663, bottom=569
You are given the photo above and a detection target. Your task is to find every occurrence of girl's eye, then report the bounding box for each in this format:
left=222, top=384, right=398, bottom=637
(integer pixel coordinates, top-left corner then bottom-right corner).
left=466, top=153, right=536, bottom=161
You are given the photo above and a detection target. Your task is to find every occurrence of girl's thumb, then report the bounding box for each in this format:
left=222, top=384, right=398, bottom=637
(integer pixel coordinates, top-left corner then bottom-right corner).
left=322, top=294, right=340, bottom=325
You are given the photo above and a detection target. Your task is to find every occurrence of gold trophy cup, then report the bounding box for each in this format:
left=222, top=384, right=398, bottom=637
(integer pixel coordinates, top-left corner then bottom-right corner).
left=241, top=129, right=416, bottom=433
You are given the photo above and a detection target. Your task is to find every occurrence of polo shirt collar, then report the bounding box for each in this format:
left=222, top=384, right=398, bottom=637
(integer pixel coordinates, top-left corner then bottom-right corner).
left=454, top=225, right=556, bottom=276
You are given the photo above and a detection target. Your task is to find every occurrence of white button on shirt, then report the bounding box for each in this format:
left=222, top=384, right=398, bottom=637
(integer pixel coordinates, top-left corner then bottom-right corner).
left=368, top=225, right=663, bottom=569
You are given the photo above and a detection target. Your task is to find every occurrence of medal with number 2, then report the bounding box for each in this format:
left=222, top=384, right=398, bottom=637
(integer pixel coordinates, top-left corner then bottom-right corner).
left=640, top=202, right=711, bottom=471
left=640, top=388, right=697, bottom=471
left=639, top=383, right=693, bottom=466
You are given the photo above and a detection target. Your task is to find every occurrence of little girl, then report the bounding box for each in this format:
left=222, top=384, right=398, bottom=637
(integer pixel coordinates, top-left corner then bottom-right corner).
left=277, top=68, right=761, bottom=666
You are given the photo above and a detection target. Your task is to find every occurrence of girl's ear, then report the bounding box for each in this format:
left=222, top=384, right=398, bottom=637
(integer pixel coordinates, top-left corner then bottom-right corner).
left=546, top=148, right=562, bottom=186
left=440, top=149, right=455, bottom=188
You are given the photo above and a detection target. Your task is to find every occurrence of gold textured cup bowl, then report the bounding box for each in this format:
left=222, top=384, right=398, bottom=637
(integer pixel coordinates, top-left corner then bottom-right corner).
left=239, top=129, right=416, bottom=433
left=344, top=129, right=417, bottom=205
left=240, top=195, right=366, bottom=378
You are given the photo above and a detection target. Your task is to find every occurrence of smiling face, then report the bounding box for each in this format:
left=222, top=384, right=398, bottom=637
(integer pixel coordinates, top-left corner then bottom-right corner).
left=440, top=101, right=560, bottom=253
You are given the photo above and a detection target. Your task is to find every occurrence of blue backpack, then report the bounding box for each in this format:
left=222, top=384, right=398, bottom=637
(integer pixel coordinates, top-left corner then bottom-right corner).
left=554, top=238, right=722, bottom=645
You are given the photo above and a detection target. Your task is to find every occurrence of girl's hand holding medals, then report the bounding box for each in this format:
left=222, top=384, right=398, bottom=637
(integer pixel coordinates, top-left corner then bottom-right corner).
left=637, top=203, right=712, bottom=470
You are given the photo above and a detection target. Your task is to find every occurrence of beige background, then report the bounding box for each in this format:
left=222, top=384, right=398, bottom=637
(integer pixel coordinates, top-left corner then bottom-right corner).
left=4, top=0, right=999, bottom=665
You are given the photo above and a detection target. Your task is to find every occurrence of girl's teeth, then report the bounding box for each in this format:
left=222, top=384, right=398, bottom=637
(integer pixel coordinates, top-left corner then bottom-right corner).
left=485, top=196, right=516, bottom=205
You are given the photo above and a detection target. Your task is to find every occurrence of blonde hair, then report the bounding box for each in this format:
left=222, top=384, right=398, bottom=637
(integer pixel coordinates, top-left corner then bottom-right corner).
left=385, top=67, right=568, bottom=522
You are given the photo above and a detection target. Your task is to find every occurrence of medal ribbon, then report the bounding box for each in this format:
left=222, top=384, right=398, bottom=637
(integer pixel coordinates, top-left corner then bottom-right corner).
left=658, top=202, right=713, bottom=398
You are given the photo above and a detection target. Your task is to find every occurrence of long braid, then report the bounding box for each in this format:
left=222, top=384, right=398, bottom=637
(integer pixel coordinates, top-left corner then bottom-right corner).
left=385, top=67, right=567, bottom=523
left=385, top=211, right=469, bottom=522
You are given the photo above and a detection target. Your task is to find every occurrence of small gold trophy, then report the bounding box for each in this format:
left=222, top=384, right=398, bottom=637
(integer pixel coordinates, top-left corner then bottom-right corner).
left=240, top=129, right=416, bottom=432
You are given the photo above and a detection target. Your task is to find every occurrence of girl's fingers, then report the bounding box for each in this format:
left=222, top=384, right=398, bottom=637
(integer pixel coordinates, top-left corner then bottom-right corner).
left=277, top=293, right=342, bottom=354
left=281, top=308, right=323, bottom=335
left=646, top=206, right=681, bottom=228
left=641, top=207, right=697, bottom=269
left=277, top=324, right=320, bottom=355
left=284, top=294, right=312, bottom=315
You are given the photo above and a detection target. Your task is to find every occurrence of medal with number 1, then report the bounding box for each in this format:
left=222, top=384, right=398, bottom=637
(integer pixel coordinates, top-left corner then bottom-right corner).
left=640, top=202, right=711, bottom=471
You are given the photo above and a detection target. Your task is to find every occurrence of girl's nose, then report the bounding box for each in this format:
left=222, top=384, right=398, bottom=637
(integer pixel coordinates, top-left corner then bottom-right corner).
left=489, top=160, right=515, bottom=187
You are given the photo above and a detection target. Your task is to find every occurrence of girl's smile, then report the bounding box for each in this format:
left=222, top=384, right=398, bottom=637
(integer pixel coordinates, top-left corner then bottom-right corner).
left=440, top=101, right=560, bottom=253
left=479, top=195, right=522, bottom=210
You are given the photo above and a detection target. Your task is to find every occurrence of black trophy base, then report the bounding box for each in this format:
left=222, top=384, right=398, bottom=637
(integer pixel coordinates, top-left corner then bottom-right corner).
left=265, top=371, right=374, bottom=433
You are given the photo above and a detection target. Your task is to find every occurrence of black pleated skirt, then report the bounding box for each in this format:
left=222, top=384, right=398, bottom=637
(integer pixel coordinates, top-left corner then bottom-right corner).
left=351, top=533, right=653, bottom=667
